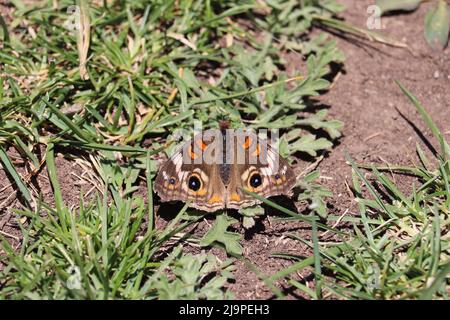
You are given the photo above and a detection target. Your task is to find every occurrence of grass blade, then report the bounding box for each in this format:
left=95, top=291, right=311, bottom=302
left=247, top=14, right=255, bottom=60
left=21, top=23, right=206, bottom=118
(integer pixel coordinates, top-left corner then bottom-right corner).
left=396, top=81, right=450, bottom=160
left=0, top=145, right=32, bottom=206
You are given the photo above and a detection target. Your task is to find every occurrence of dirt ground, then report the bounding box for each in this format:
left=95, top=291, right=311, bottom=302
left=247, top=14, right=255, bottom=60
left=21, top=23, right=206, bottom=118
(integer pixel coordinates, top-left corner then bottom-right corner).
left=228, top=0, right=450, bottom=298
left=1, top=0, right=449, bottom=299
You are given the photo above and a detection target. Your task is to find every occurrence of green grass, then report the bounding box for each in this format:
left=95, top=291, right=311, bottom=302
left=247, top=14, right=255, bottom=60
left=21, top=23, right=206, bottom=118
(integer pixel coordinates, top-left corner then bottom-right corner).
left=270, top=83, right=449, bottom=300
left=0, top=143, right=234, bottom=299
left=0, top=0, right=345, bottom=299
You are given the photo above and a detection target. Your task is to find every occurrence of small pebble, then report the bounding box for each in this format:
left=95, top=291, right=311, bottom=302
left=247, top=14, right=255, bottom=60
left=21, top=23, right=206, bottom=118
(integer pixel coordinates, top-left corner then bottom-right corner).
left=433, top=70, right=440, bottom=79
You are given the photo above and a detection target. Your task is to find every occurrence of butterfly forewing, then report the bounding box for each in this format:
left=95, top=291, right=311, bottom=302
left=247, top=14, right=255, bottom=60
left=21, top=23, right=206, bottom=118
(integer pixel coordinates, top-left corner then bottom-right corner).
left=154, top=130, right=227, bottom=212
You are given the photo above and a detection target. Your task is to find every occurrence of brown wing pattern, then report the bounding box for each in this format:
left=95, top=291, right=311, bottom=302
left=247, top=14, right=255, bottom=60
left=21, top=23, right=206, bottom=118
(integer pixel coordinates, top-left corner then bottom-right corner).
left=155, top=129, right=296, bottom=212
left=226, top=131, right=296, bottom=210
left=154, top=130, right=227, bottom=212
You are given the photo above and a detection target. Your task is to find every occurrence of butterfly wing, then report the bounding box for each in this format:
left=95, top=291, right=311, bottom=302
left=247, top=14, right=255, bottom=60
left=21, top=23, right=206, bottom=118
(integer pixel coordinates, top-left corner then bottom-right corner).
left=154, top=131, right=227, bottom=212
left=226, top=132, right=296, bottom=210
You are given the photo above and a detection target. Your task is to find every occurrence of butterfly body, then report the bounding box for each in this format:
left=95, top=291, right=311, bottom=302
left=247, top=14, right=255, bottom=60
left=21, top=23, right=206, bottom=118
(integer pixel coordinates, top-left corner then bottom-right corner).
left=154, top=128, right=296, bottom=212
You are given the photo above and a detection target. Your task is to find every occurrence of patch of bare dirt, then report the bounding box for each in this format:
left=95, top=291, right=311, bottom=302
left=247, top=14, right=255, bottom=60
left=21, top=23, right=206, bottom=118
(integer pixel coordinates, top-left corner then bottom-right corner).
left=1, top=0, right=449, bottom=299
left=0, top=146, right=91, bottom=256
left=319, top=0, right=450, bottom=215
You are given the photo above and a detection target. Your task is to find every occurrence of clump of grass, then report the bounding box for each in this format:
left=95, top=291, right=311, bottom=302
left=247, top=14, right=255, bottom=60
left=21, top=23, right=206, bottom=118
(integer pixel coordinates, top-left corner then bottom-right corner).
left=0, top=149, right=234, bottom=299
left=269, top=83, right=449, bottom=299
left=0, top=0, right=344, bottom=219
left=0, top=0, right=344, bottom=156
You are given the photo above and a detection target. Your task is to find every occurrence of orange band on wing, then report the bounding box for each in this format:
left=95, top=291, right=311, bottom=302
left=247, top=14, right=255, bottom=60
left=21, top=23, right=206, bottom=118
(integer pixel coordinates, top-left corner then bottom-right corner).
left=188, top=146, right=197, bottom=160
left=196, top=139, right=208, bottom=151
left=196, top=187, right=207, bottom=196
left=167, top=183, right=176, bottom=190
left=243, top=137, right=252, bottom=149
left=208, top=195, right=223, bottom=204
left=251, top=143, right=260, bottom=157
left=274, top=175, right=286, bottom=185
left=230, top=193, right=241, bottom=202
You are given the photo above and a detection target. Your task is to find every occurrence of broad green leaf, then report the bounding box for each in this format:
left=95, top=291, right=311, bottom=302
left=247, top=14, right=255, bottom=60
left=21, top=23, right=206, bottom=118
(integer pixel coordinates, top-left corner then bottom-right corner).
left=297, top=109, right=343, bottom=139
left=239, top=205, right=264, bottom=229
left=424, top=0, right=450, bottom=50
left=319, top=0, right=346, bottom=14
left=199, top=214, right=243, bottom=256
left=377, top=0, right=422, bottom=14
left=264, top=56, right=277, bottom=81
left=242, top=217, right=255, bottom=229
left=239, top=205, right=264, bottom=217
left=289, top=134, right=333, bottom=157
left=265, top=114, right=297, bottom=129
left=297, top=170, right=332, bottom=219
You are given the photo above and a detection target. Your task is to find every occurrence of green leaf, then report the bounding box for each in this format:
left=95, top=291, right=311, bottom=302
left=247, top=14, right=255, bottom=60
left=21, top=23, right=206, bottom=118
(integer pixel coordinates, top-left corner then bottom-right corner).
left=377, top=0, right=422, bottom=14
left=297, top=110, right=343, bottom=139
left=297, top=170, right=332, bottom=219
left=424, top=0, right=450, bottom=50
left=239, top=205, right=264, bottom=217
left=289, top=134, right=333, bottom=157
left=419, top=261, right=450, bottom=299
left=199, top=213, right=243, bottom=256
left=309, top=195, right=328, bottom=218
left=265, top=114, right=297, bottom=129
left=319, top=0, right=346, bottom=14
left=242, top=217, right=255, bottom=229
left=239, top=205, right=264, bottom=229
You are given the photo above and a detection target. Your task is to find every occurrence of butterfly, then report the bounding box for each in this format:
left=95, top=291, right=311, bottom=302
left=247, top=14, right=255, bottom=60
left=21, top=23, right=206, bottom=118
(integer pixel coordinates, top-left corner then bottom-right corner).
left=154, top=126, right=296, bottom=212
